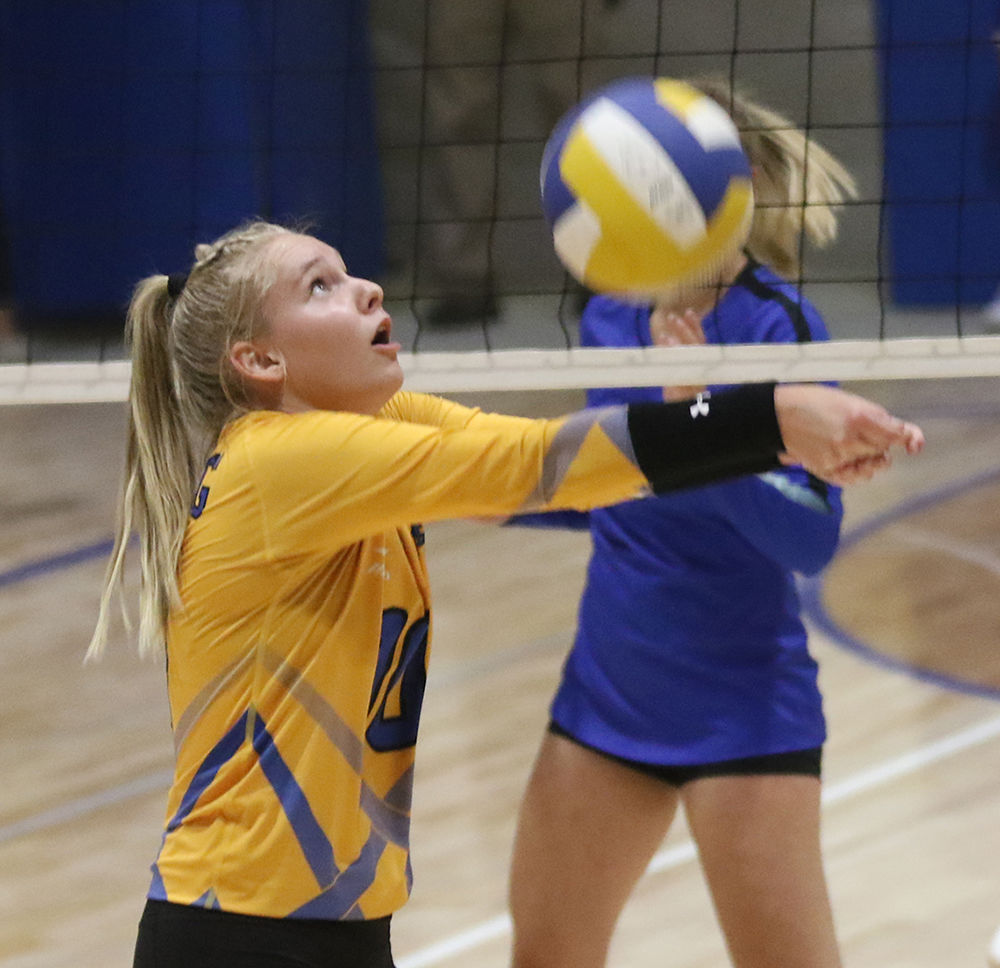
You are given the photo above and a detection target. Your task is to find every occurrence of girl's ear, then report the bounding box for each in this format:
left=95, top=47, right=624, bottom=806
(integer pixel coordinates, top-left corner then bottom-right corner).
left=229, top=340, right=285, bottom=394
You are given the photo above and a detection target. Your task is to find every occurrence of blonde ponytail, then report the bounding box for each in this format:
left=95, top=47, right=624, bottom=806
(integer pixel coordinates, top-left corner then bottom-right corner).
left=88, top=220, right=291, bottom=659
left=693, top=77, right=858, bottom=278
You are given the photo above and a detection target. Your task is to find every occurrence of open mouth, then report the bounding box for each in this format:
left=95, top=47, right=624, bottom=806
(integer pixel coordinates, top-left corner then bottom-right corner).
left=371, top=319, right=392, bottom=346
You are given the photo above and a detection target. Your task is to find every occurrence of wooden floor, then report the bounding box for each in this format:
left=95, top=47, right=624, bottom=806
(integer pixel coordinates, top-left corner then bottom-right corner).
left=2, top=377, right=999, bottom=968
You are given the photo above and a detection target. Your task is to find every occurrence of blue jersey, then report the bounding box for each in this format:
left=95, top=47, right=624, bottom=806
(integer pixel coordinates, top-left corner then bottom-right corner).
left=532, top=259, right=844, bottom=766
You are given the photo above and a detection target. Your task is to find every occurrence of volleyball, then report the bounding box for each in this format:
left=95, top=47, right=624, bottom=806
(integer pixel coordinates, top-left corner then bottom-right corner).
left=540, top=77, right=755, bottom=301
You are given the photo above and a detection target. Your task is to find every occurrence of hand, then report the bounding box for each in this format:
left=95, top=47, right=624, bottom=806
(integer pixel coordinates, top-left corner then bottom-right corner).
left=649, top=305, right=707, bottom=402
left=774, top=384, right=924, bottom=484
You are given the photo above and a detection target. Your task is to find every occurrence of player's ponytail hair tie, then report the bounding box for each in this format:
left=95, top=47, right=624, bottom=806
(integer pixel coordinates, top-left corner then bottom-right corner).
left=166, top=272, right=189, bottom=301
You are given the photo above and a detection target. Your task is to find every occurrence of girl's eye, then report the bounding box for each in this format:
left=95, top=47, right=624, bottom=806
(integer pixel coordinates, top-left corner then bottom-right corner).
left=310, top=277, right=329, bottom=294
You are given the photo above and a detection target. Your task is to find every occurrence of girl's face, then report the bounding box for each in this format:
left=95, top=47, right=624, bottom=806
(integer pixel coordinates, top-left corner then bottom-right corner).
left=255, top=234, right=403, bottom=414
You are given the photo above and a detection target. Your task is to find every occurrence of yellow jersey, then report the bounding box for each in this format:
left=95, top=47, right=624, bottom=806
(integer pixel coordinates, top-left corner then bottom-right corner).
left=150, top=392, right=650, bottom=919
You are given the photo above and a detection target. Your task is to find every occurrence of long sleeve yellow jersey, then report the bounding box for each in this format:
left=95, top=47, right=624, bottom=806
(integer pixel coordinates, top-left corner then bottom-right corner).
left=149, top=392, right=651, bottom=920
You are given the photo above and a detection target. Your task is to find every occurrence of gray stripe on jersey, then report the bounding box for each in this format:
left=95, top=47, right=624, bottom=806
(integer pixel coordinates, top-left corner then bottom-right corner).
left=362, top=775, right=411, bottom=847
left=518, top=405, right=638, bottom=512
left=264, top=649, right=412, bottom=847
left=173, top=650, right=255, bottom=754
left=265, top=649, right=365, bottom=771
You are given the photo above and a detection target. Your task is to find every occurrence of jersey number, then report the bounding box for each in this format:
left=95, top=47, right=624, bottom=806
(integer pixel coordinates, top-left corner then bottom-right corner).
left=191, top=453, right=222, bottom=519
left=366, top=608, right=430, bottom=752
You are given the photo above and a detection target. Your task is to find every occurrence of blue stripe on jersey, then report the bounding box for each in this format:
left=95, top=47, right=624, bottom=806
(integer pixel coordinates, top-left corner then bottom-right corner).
left=251, top=713, right=337, bottom=889
left=148, top=858, right=167, bottom=900
left=291, top=828, right=389, bottom=920
left=166, top=710, right=250, bottom=832
left=260, top=646, right=412, bottom=849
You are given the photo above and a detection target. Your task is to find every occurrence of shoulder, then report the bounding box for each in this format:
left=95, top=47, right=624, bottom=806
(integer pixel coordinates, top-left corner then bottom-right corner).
left=727, top=259, right=830, bottom=344
left=378, top=391, right=424, bottom=422
left=221, top=409, right=377, bottom=466
left=226, top=408, right=367, bottom=441
left=379, top=391, right=484, bottom=429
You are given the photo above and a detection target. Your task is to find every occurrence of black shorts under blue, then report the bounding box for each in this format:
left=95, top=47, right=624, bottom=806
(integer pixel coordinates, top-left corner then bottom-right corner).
left=548, top=720, right=822, bottom=786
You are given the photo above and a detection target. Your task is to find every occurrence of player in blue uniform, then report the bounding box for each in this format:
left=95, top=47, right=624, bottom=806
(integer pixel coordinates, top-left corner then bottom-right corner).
left=509, top=80, right=859, bottom=968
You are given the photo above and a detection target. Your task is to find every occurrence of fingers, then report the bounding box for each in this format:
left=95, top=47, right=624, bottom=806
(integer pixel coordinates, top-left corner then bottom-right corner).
left=877, top=419, right=924, bottom=455
left=651, top=307, right=707, bottom=402
left=902, top=422, right=925, bottom=455
left=779, top=450, right=893, bottom=485
left=650, top=306, right=706, bottom=348
left=825, top=452, right=893, bottom=486
left=849, top=408, right=925, bottom=455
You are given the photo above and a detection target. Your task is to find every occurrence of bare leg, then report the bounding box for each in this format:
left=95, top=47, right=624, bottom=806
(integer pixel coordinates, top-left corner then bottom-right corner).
left=509, top=732, right=679, bottom=968
left=682, top=773, right=842, bottom=968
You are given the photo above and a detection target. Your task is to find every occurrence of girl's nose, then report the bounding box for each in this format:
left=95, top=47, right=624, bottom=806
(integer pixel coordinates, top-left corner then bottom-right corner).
left=358, top=277, right=383, bottom=312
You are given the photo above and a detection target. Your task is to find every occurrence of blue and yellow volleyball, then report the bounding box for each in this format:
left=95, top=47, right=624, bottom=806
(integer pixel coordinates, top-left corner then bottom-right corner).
left=541, top=77, right=754, bottom=300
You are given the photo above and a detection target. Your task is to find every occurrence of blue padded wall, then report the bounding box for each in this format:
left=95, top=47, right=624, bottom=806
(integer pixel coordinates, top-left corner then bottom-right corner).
left=876, top=0, right=1000, bottom=305
left=0, top=0, right=384, bottom=327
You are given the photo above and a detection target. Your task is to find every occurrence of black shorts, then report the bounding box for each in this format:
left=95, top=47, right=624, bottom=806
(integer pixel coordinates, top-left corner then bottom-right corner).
left=548, top=721, right=822, bottom=786
left=133, top=899, right=395, bottom=968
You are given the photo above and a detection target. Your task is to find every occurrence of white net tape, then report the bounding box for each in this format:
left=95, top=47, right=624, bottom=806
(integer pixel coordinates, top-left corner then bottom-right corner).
left=4, top=336, right=1000, bottom=405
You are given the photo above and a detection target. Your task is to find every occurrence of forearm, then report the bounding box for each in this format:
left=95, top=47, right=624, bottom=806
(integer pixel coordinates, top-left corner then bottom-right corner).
left=627, top=383, right=782, bottom=493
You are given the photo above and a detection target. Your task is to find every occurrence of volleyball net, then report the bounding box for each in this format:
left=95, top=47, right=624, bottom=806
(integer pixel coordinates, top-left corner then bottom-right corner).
left=1, top=0, right=999, bottom=404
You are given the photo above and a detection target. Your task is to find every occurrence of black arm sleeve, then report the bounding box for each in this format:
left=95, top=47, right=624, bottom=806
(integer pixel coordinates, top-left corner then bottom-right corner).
left=627, top=383, right=784, bottom=493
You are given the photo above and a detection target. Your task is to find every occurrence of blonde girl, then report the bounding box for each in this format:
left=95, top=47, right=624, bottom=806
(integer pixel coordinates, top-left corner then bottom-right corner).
left=90, top=219, right=919, bottom=968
